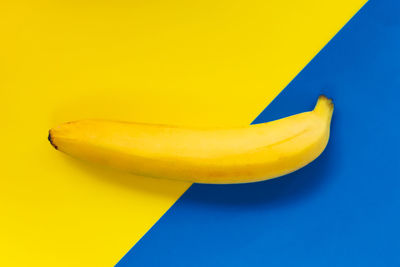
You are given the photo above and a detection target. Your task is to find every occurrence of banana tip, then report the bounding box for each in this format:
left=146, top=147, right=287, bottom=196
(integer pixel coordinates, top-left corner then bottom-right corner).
left=48, top=130, right=58, bottom=150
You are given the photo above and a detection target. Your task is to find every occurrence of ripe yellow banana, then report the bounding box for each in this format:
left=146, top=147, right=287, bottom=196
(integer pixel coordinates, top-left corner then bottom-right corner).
left=48, top=95, right=333, bottom=184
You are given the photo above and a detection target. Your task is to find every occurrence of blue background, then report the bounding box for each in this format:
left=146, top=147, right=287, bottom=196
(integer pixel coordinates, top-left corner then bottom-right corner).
left=118, top=0, right=400, bottom=266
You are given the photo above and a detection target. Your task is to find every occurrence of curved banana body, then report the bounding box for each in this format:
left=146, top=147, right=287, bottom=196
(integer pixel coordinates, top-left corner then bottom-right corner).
left=49, top=95, right=333, bottom=184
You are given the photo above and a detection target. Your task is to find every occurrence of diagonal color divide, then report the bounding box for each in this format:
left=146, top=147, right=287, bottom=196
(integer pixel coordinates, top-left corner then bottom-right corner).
left=118, top=0, right=400, bottom=266
left=0, top=0, right=366, bottom=266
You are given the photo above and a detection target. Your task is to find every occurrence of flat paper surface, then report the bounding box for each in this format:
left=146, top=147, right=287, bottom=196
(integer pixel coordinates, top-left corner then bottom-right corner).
left=0, top=0, right=366, bottom=266
left=118, top=1, right=400, bottom=266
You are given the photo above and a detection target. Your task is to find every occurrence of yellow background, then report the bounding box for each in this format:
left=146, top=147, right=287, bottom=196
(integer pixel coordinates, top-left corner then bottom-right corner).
left=0, top=0, right=366, bottom=266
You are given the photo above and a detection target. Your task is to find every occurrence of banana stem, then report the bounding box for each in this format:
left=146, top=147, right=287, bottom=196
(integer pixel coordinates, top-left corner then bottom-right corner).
left=313, top=95, right=334, bottom=121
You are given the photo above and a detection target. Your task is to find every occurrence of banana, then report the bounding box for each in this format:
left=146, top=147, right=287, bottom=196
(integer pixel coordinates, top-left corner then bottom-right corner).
left=48, top=95, right=333, bottom=184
